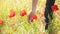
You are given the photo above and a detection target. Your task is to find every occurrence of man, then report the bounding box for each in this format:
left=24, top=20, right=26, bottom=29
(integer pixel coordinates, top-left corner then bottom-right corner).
left=28, top=0, right=55, bottom=34
left=28, top=0, right=55, bottom=29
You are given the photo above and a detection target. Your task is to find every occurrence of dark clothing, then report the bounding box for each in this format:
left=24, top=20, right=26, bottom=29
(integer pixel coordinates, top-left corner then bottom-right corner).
left=44, top=0, right=55, bottom=29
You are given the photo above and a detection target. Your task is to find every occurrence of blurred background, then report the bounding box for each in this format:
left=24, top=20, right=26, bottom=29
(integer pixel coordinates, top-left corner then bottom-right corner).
left=0, top=0, right=60, bottom=34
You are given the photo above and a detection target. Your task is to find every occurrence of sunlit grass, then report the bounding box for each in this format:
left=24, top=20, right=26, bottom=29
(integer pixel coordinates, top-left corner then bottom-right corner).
left=0, top=0, right=60, bottom=34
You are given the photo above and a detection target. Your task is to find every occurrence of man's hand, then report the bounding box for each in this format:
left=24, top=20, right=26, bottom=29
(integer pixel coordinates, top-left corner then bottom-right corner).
left=28, top=0, right=38, bottom=23
left=28, top=12, right=34, bottom=23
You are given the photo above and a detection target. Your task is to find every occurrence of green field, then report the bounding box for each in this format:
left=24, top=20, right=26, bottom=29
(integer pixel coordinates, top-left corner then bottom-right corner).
left=0, top=0, right=60, bottom=34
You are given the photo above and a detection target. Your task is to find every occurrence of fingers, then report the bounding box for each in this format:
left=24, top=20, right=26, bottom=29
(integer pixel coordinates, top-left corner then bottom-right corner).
left=27, top=12, right=34, bottom=23
left=27, top=14, right=33, bottom=23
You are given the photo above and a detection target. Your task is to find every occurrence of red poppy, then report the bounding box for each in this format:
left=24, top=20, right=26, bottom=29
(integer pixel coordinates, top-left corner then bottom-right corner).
left=51, top=5, right=58, bottom=12
left=0, top=20, right=3, bottom=24
left=41, top=13, right=44, bottom=17
left=9, top=10, right=16, bottom=18
left=20, top=10, right=27, bottom=16
left=32, top=14, right=37, bottom=21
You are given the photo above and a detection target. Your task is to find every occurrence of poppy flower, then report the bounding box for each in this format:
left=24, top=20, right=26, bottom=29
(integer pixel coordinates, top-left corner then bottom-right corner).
left=9, top=10, right=16, bottom=18
left=41, top=13, right=44, bottom=17
left=51, top=5, right=58, bottom=12
left=20, top=10, right=27, bottom=16
left=0, top=20, right=3, bottom=24
left=32, top=14, right=37, bottom=21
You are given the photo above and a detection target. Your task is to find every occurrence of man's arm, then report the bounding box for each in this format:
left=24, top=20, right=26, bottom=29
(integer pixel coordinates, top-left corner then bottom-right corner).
left=32, top=0, right=38, bottom=14
left=28, top=0, right=38, bottom=23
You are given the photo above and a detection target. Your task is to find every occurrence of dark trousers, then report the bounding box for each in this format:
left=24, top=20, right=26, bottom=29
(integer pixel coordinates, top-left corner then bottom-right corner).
left=44, top=0, right=55, bottom=30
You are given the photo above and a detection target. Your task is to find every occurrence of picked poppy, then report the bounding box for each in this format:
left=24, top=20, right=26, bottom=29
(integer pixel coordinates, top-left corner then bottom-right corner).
left=32, top=14, right=37, bottom=21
